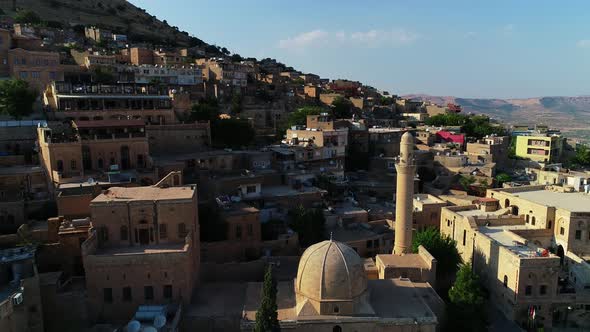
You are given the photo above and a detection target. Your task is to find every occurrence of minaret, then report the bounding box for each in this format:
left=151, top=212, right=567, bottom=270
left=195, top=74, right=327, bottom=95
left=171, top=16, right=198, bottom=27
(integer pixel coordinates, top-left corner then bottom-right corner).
left=393, top=131, right=416, bottom=255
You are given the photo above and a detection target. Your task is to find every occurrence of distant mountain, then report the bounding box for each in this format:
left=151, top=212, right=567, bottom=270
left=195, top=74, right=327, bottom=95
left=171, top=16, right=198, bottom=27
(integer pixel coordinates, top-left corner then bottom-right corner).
left=404, top=94, right=590, bottom=141
left=10, top=0, right=219, bottom=50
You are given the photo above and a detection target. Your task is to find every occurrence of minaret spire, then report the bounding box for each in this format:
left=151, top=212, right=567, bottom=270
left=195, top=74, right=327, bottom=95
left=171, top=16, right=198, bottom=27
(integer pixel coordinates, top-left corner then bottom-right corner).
left=393, top=131, right=416, bottom=255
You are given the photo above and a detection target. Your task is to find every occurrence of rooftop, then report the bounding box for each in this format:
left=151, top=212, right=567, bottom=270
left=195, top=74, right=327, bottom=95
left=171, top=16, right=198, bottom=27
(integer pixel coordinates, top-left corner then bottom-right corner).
left=479, top=225, right=553, bottom=258
left=92, top=186, right=195, bottom=203
left=376, top=253, right=430, bottom=269
left=512, top=189, right=590, bottom=212
left=73, top=119, right=145, bottom=129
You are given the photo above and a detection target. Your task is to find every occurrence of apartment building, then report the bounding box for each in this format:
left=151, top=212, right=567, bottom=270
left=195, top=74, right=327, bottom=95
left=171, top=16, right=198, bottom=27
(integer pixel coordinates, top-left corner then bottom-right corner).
left=466, top=135, right=510, bottom=169
left=37, top=120, right=154, bottom=187
left=284, top=114, right=348, bottom=174
left=82, top=181, right=199, bottom=322
left=515, top=134, right=565, bottom=163
left=117, top=64, right=202, bottom=86
left=7, top=48, right=62, bottom=90
left=198, top=58, right=251, bottom=87
left=84, top=27, right=112, bottom=43
left=43, top=82, right=179, bottom=124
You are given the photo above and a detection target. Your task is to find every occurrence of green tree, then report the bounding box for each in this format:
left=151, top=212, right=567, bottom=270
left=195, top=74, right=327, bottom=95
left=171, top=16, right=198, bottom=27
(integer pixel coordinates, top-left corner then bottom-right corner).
left=212, top=118, right=255, bottom=148
left=447, top=263, right=486, bottom=331
left=0, top=79, right=37, bottom=120
left=15, top=10, right=41, bottom=24
left=254, top=266, right=280, bottom=332
left=412, top=227, right=462, bottom=286
left=189, top=97, right=219, bottom=122
left=331, top=96, right=352, bottom=119
left=570, top=145, right=590, bottom=167
left=495, top=173, right=511, bottom=186
left=459, top=175, right=476, bottom=191
left=286, top=106, right=326, bottom=128
left=231, top=53, right=244, bottom=62
left=288, top=206, right=326, bottom=247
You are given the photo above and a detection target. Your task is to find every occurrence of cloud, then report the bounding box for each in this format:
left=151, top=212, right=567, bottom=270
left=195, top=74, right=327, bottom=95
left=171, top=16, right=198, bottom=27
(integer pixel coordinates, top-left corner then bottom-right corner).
left=577, top=39, right=590, bottom=48
left=349, top=29, right=418, bottom=47
left=278, top=30, right=329, bottom=50
left=278, top=29, right=418, bottom=51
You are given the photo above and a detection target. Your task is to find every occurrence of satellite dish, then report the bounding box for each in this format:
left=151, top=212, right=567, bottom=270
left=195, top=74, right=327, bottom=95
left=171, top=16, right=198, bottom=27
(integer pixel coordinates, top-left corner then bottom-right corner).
left=142, top=327, right=157, bottom=332
left=126, top=320, right=141, bottom=332
left=153, top=315, right=167, bottom=329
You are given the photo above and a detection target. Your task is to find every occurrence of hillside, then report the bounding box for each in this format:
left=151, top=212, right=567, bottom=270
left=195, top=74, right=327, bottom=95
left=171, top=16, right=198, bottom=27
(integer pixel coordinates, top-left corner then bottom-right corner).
left=405, top=94, right=590, bottom=142
left=6, top=0, right=219, bottom=49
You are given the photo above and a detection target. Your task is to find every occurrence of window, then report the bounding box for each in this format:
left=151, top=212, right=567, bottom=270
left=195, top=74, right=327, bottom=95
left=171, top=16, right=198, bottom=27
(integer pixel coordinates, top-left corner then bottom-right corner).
left=560, top=227, right=565, bottom=235
left=177, top=223, right=187, bottom=238
left=98, top=226, right=109, bottom=242
left=159, top=224, right=167, bottom=239
left=103, top=288, right=113, bottom=303
left=367, top=240, right=373, bottom=248
left=163, top=285, right=172, bottom=299
left=526, top=215, right=529, bottom=223
left=575, top=230, right=582, bottom=240
left=447, top=219, right=451, bottom=227
left=503, top=275, right=508, bottom=288
left=19, top=71, right=27, bottom=79
left=49, top=71, right=56, bottom=80
left=144, top=286, right=154, bottom=301
left=333, top=306, right=339, bottom=313
left=236, top=225, right=242, bottom=239
left=122, top=287, right=132, bottom=302
left=540, top=285, right=547, bottom=295
left=120, top=226, right=128, bottom=241
left=462, top=230, right=467, bottom=246
left=246, top=185, right=257, bottom=194
left=71, top=160, right=77, bottom=170
left=525, top=285, right=532, bottom=296
left=247, top=224, right=253, bottom=236
left=531, top=217, right=536, bottom=225
left=97, top=158, right=104, bottom=169
left=31, top=71, right=40, bottom=78
left=547, top=221, right=552, bottom=229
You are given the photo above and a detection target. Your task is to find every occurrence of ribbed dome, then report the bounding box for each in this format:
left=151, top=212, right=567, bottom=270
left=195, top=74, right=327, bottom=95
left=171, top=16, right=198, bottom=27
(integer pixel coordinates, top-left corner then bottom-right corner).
left=296, top=240, right=367, bottom=301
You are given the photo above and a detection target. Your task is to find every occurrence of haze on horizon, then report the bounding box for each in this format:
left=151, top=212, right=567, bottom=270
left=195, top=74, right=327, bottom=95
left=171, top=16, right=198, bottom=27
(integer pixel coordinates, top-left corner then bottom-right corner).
left=130, top=0, right=590, bottom=100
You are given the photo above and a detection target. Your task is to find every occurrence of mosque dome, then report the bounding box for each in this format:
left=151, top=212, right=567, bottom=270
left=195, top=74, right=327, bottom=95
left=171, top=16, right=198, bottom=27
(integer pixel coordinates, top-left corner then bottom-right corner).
left=296, top=240, right=367, bottom=302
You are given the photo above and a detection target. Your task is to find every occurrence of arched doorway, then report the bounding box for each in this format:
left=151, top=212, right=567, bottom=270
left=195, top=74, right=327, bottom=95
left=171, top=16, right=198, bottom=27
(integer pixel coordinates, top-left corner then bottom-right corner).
left=120, top=146, right=130, bottom=170
left=557, top=245, right=565, bottom=266
left=504, top=199, right=510, bottom=208
left=512, top=205, right=519, bottom=216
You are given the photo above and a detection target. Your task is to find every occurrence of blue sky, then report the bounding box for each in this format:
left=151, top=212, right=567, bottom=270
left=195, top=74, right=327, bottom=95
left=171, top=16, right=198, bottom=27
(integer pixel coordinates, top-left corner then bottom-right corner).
left=130, top=0, right=590, bottom=99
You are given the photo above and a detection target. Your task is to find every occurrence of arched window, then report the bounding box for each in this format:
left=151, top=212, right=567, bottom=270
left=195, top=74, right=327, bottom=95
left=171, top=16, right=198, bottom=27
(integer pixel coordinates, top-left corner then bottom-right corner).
left=512, top=206, right=519, bottom=216
left=547, top=220, right=552, bottom=229
left=120, top=226, right=128, bottom=241
left=56, top=160, right=64, bottom=172
left=531, top=217, right=536, bottom=226
left=333, top=326, right=342, bottom=332
left=503, top=275, right=508, bottom=288
left=526, top=215, right=530, bottom=223
left=504, top=199, right=510, bottom=208
left=71, top=159, right=77, bottom=170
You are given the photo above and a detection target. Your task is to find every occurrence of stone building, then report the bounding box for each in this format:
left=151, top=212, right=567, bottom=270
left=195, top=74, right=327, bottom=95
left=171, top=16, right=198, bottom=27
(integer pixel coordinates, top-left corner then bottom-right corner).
left=82, top=180, right=199, bottom=322
left=43, top=82, right=185, bottom=124
left=7, top=48, right=63, bottom=90
left=466, top=135, right=510, bottom=170
left=37, top=120, right=156, bottom=188
left=439, top=185, right=590, bottom=329
left=241, top=240, right=440, bottom=331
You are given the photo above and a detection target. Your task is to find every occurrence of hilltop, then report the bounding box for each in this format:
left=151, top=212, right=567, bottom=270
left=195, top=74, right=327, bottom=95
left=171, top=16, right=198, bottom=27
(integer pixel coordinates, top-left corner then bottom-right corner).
left=5, top=0, right=221, bottom=50
left=405, top=94, right=590, bottom=141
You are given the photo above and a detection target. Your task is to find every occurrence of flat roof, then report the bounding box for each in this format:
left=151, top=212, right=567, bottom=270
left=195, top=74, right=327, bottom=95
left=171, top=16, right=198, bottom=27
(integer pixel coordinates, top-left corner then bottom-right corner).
left=376, top=253, right=430, bottom=269
left=479, top=225, right=550, bottom=258
left=513, top=189, right=590, bottom=212
left=96, top=243, right=186, bottom=255
left=92, top=186, right=195, bottom=203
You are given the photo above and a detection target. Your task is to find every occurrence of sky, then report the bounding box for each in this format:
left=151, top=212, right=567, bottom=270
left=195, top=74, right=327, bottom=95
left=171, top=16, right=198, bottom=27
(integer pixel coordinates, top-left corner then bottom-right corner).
left=129, top=0, right=590, bottom=99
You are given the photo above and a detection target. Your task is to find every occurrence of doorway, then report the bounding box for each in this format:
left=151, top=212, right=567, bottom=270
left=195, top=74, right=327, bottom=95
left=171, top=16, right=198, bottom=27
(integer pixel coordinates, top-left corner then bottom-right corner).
left=138, top=229, right=150, bottom=245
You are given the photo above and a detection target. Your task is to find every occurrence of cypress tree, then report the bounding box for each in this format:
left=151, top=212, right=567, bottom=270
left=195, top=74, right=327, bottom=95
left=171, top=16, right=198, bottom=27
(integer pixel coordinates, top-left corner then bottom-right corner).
left=254, top=266, right=280, bottom=332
